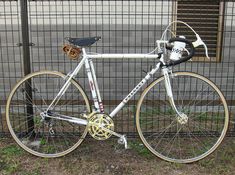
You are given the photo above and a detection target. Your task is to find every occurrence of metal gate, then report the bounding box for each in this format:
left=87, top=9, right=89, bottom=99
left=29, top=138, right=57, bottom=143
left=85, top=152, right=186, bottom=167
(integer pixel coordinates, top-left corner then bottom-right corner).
left=0, top=0, right=234, bottom=137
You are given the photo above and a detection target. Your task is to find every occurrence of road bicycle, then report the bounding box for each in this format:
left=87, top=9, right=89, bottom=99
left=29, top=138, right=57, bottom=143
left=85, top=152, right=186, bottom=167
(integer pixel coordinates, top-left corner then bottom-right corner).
left=6, top=21, right=229, bottom=163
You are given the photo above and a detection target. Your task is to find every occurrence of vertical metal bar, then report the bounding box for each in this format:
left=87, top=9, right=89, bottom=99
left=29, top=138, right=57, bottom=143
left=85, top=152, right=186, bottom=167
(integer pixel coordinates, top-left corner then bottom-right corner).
left=225, top=1, right=235, bottom=134
left=121, top=0, right=124, bottom=134
left=20, top=0, right=34, bottom=134
left=20, top=0, right=31, bottom=75
left=0, top=1, right=7, bottom=135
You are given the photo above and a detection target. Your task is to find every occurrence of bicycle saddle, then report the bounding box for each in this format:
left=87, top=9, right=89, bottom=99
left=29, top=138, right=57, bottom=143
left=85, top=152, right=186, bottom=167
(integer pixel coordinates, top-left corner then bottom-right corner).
left=66, top=36, right=101, bottom=47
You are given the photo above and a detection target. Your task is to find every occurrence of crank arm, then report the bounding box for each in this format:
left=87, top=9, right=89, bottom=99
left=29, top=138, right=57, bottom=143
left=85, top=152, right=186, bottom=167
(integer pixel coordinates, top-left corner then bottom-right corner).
left=89, top=122, right=128, bottom=148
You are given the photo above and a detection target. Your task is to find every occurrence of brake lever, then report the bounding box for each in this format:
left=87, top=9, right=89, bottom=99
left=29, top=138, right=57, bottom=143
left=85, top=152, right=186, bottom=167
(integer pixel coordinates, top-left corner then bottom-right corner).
left=192, top=34, right=210, bottom=59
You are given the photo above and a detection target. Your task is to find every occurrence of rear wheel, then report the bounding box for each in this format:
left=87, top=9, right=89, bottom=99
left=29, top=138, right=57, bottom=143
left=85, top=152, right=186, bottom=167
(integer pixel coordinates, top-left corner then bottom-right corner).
left=6, top=71, right=91, bottom=158
left=136, top=72, right=229, bottom=163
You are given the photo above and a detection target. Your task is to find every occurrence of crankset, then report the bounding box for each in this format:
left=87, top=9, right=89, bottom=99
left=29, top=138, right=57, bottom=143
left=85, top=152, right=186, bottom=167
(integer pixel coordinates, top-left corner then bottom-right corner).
left=88, top=113, right=114, bottom=140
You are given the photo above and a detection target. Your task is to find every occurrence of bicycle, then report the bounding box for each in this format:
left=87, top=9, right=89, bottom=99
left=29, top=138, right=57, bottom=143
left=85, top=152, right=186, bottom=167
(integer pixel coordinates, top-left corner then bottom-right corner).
left=6, top=21, right=229, bottom=163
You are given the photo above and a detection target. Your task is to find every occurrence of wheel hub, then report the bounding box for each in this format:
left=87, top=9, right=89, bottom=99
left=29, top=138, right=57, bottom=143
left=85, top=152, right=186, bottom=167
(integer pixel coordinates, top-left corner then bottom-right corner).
left=88, top=113, right=114, bottom=140
left=177, top=113, right=188, bottom=125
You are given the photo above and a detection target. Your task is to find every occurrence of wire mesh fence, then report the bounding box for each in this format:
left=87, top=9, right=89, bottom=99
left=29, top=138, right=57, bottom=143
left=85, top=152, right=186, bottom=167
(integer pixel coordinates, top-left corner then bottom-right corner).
left=0, top=0, right=234, bottom=137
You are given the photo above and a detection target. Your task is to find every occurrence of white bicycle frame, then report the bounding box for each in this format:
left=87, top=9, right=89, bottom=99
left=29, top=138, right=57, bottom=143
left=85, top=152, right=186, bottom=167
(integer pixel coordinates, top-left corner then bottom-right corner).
left=46, top=42, right=180, bottom=126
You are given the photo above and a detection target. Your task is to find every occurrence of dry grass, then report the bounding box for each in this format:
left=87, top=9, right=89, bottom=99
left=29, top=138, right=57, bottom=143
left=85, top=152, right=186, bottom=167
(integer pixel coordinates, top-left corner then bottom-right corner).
left=0, top=137, right=234, bottom=175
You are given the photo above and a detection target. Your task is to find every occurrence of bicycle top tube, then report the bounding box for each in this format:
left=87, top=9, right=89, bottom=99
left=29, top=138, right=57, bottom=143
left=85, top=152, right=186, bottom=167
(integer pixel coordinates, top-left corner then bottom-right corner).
left=86, top=53, right=160, bottom=59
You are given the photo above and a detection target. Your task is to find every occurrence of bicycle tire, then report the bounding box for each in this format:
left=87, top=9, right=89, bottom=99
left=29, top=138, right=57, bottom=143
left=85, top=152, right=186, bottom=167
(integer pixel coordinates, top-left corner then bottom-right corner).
left=136, top=71, right=229, bottom=163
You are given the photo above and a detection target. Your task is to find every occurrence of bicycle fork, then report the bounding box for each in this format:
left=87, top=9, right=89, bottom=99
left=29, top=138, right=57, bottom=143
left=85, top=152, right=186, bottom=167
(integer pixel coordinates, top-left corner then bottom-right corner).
left=162, top=68, right=188, bottom=124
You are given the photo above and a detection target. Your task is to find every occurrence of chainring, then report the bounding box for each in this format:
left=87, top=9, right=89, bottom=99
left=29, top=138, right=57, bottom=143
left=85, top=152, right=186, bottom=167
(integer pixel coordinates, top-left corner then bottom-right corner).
left=88, top=113, right=114, bottom=140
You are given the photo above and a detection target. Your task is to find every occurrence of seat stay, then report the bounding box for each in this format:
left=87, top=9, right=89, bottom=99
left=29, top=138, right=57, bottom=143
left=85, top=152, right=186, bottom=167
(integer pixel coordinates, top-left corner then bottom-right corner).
left=46, top=51, right=87, bottom=111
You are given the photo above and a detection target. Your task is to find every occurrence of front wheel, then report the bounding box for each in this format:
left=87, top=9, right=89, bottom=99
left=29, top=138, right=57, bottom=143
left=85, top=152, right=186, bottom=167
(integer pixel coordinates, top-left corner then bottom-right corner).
left=6, top=71, right=91, bottom=158
left=136, top=72, right=229, bottom=163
